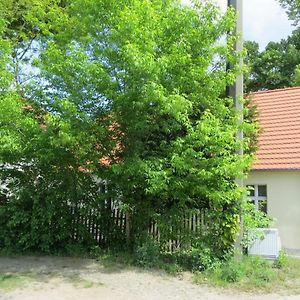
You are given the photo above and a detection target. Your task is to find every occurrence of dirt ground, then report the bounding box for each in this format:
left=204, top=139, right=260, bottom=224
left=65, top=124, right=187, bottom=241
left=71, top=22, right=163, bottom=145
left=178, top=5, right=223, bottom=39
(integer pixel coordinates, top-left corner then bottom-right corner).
left=0, top=256, right=300, bottom=300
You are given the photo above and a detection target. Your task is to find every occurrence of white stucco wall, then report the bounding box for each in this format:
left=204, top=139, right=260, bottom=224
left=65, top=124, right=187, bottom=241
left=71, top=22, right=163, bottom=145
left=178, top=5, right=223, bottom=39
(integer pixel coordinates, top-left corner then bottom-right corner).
left=245, top=171, right=300, bottom=251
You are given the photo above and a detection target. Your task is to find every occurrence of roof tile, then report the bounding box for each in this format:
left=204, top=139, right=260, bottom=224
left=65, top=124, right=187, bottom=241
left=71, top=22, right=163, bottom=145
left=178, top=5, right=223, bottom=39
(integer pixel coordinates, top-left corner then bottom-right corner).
left=251, top=86, right=300, bottom=170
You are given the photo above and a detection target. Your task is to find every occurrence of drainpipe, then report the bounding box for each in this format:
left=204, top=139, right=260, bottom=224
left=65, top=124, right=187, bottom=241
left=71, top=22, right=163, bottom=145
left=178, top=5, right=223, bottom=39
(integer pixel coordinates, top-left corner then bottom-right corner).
left=227, top=0, right=244, bottom=251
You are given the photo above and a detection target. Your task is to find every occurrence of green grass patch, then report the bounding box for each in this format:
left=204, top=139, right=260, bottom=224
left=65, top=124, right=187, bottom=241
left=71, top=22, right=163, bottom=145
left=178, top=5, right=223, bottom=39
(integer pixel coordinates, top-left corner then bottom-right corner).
left=90, top=247, right=135, bottom=271
left=66, top=274, right=98, bottom=289
left=89, top=246, right=183, bottom=275
left=0, top=272, right=32, bottom=290
left=194, top=255, right=300, bottom=295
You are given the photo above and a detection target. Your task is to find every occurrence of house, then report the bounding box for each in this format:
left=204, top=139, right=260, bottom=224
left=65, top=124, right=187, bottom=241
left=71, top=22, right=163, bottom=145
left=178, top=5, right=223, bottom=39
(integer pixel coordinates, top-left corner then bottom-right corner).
left=245, top=86, right=300, bottom=252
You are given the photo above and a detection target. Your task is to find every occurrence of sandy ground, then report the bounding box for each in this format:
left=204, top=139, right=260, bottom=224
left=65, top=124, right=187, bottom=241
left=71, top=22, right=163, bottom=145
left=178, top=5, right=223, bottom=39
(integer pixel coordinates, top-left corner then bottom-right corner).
left=0, top=256, right=299, bottom=300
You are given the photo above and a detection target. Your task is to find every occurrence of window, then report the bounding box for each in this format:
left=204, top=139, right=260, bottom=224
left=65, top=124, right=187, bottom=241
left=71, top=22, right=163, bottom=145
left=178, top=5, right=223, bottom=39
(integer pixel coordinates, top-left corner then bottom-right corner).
left=246, top=184, right=267, bottom=214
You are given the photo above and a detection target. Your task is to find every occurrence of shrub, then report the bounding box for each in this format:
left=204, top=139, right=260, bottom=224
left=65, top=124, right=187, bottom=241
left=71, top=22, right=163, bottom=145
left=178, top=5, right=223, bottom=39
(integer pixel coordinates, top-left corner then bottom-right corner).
left=220, top=260, right=243, bottom=283
left=242, top=202, right=274, bottom=249
left=134, top=239, right=160, bottom=268
left=175, top=246, right=219, bottom=271
left=274, top=250, right=287, bottom=269
left=194, top=255, right=276, bottom=288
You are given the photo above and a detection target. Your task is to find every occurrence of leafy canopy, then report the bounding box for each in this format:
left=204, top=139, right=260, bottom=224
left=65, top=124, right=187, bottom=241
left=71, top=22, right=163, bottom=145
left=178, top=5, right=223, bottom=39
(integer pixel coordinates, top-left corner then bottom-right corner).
left=245, top=1, right=300, bottom=92
left=278, top=0, right=300, bottom=24
left=0, top=0, right=254, bottom=255
left=244, top=35, right=300, bottom=92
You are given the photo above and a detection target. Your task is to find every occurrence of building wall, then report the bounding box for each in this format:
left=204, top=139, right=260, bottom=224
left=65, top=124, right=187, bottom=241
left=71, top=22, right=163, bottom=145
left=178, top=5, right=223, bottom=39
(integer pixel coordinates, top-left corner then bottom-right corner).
left=245, top=171, right=300, bottom=250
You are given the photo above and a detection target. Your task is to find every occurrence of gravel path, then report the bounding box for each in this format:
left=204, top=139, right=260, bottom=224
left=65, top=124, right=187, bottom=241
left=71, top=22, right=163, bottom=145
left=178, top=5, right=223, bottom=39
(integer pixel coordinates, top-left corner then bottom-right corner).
left=0, top=256, right=299, bottom=300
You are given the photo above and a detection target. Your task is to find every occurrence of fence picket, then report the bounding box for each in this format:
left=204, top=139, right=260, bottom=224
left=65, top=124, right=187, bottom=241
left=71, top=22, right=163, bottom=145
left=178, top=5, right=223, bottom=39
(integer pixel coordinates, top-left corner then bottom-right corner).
left=69, top=196, right=207, bottom=251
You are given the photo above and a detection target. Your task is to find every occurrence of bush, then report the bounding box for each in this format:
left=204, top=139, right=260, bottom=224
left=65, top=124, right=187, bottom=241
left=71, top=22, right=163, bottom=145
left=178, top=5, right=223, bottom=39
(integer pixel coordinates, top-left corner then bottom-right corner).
left=274, top=250, right=287, bottom=269
left=220, top=260, right=243, bottom=283
left=246, top=257, right=275, bottom=287
left=194, top=255, right=276, bottom=288
left=242, top=202, right=274, bottom=249
left=65, top=243, right=90, bottom=257
left=175, top=246, right=219, bottom=271
left=134, top=239, right=160, bottom=268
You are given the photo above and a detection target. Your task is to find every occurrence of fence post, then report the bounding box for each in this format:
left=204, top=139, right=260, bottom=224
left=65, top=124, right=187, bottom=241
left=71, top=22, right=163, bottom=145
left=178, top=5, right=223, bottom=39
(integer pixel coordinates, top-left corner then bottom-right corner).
left=125, top=211, right=131, bottom=245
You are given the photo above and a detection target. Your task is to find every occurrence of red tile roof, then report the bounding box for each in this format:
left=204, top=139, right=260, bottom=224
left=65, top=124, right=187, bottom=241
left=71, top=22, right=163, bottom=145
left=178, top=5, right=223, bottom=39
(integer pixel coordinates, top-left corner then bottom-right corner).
left=251, top=86, right=300, bottom=170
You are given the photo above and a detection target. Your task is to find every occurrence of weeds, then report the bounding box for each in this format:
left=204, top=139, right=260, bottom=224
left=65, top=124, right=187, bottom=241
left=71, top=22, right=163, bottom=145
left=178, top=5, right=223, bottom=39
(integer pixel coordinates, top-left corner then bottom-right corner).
left=0, top=272, right=31, bottom=290
left=134, top=239, right=161, bottom=268
left=194, top=255, right=300, bottom=294
left=1, top=246, right=300, bottom=295
left=66, top=274, right=101, bottom=289
left=274, top=250, right=288, bottom=269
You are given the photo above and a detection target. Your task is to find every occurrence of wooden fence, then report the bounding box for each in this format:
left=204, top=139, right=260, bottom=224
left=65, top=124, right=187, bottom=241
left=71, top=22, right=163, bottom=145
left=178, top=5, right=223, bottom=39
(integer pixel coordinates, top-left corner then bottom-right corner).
left=70, top=198, right=208, bottom=251
left=70, top=200, right=127, bottom=247
left=148, top=210, right=209, bottom=252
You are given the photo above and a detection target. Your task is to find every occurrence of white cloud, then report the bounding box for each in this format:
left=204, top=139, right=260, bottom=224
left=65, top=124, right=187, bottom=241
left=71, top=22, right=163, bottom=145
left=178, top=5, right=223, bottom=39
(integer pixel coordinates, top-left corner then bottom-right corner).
left=243, top=0, right=293, bottom=48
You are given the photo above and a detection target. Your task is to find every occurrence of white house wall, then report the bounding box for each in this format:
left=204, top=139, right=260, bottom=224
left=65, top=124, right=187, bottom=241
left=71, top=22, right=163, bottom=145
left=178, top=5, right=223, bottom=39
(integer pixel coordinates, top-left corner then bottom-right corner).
left=245, top=170, right=300, bottom=251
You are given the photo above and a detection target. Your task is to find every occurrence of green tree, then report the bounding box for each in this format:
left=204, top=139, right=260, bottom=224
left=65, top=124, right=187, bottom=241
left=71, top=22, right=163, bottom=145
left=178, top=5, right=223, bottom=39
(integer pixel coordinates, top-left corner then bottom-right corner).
left=244, top=40, right=260, bottom=92
left=278, top=0, right=300, bottom=24
left=0, top=0, right=254, bottom=256
left=0, top=0, right=115, bottom=252
left=56, top=0, right=252, bottom=254
left=244, top=1, right=300, bottom=92
left=244, top=35, right=300, bottom=92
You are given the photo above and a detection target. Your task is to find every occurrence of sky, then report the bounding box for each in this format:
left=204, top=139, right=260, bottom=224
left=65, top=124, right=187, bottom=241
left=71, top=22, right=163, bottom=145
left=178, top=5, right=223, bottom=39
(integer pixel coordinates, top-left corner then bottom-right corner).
left=182, top=0, right=294, bottom=50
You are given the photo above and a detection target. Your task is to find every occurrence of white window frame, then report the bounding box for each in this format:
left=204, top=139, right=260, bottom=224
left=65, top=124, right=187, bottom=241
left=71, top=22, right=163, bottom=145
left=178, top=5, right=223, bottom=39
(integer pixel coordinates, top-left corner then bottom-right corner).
left=247, top=184, right=267, bottom=213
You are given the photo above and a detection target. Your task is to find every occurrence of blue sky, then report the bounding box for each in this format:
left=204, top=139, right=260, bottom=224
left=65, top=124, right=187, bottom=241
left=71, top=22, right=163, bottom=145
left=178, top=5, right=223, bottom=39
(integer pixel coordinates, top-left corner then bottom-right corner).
left=182, top=0, right=294, bottom=49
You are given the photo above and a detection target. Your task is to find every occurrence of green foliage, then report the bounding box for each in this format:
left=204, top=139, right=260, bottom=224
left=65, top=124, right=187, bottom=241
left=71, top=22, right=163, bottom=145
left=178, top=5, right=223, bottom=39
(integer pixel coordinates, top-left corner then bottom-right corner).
left=238, top=256, right=275, bottom=287
left=66, top=274, right=96, bottom=289
left=278, top=0, right=300, bottom=25
left=242, top=202, right=274, bottom=249
left=219, top=259, right=243, bottom=283
left=0, top=273, right=31, bottom=290
left=274, top=250, right=288, bottom=269
left=0, top=0, right=254, bottom=257
left=0, top=168, right=112, bottom=252
left=244, top=37, right=300, bottom=92
left=194, top=255, right=276, bottom=289
left=134, top=239, right=161, bottom=268
left=294, top=64, right=300, bottom=85
left=89, top=247, right=136, bottom=269
left=65, top=243, right=91, bottom=258
left=175, top=246, right=219, bottom=271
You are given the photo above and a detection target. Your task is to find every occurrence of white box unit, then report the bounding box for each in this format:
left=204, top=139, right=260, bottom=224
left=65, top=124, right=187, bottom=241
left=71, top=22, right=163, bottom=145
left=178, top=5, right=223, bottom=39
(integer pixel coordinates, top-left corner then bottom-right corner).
left=248, top=228, right=281, bottom=260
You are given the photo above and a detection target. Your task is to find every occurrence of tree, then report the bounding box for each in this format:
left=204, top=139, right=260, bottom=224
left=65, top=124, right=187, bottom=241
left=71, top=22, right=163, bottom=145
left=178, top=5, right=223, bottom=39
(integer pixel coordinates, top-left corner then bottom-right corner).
left=245, top=0, right=300, bottom=92
left=244, top=33, right=300, bottom=92
left=0, top=0, right=115, bottom=252
left=278, top=0, right=300, bottom=24
left=0, top=0, right=254, bottom=256
left=244, top=41, right=260, bottom=92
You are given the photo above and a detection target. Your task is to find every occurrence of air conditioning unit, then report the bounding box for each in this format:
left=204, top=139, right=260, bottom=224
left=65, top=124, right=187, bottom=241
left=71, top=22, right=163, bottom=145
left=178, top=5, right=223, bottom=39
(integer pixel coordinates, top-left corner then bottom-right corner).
left=248, top=228, right=281, bottom=260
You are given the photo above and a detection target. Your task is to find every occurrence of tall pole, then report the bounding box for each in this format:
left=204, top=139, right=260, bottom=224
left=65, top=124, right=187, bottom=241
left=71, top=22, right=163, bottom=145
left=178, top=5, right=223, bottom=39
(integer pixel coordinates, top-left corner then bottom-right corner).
left=227, top=0, right=243, bottom=119
left=227, top=0, right=244, bottom=251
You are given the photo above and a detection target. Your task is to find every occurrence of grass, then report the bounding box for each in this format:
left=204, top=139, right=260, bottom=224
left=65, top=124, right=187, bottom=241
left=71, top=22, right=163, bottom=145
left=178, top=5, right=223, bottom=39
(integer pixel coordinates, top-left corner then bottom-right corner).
left=90, top=247, right=183, bottom=275
left=0, top=272, right=32, bottom=290
left=71, top=247, right=300, bottom=294
left=1, top=248, right=300, bottom=295
left=0, top=270, right=102, bottom=291
left=66, top=274, right=102, bottom=289
left=193, top=255, right=300, bottom=295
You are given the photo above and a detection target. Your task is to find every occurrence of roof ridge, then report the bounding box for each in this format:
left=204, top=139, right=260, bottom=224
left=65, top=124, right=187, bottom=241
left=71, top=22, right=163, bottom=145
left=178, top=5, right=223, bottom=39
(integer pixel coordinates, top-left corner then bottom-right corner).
left=250, top=86, right=300, bottom=95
